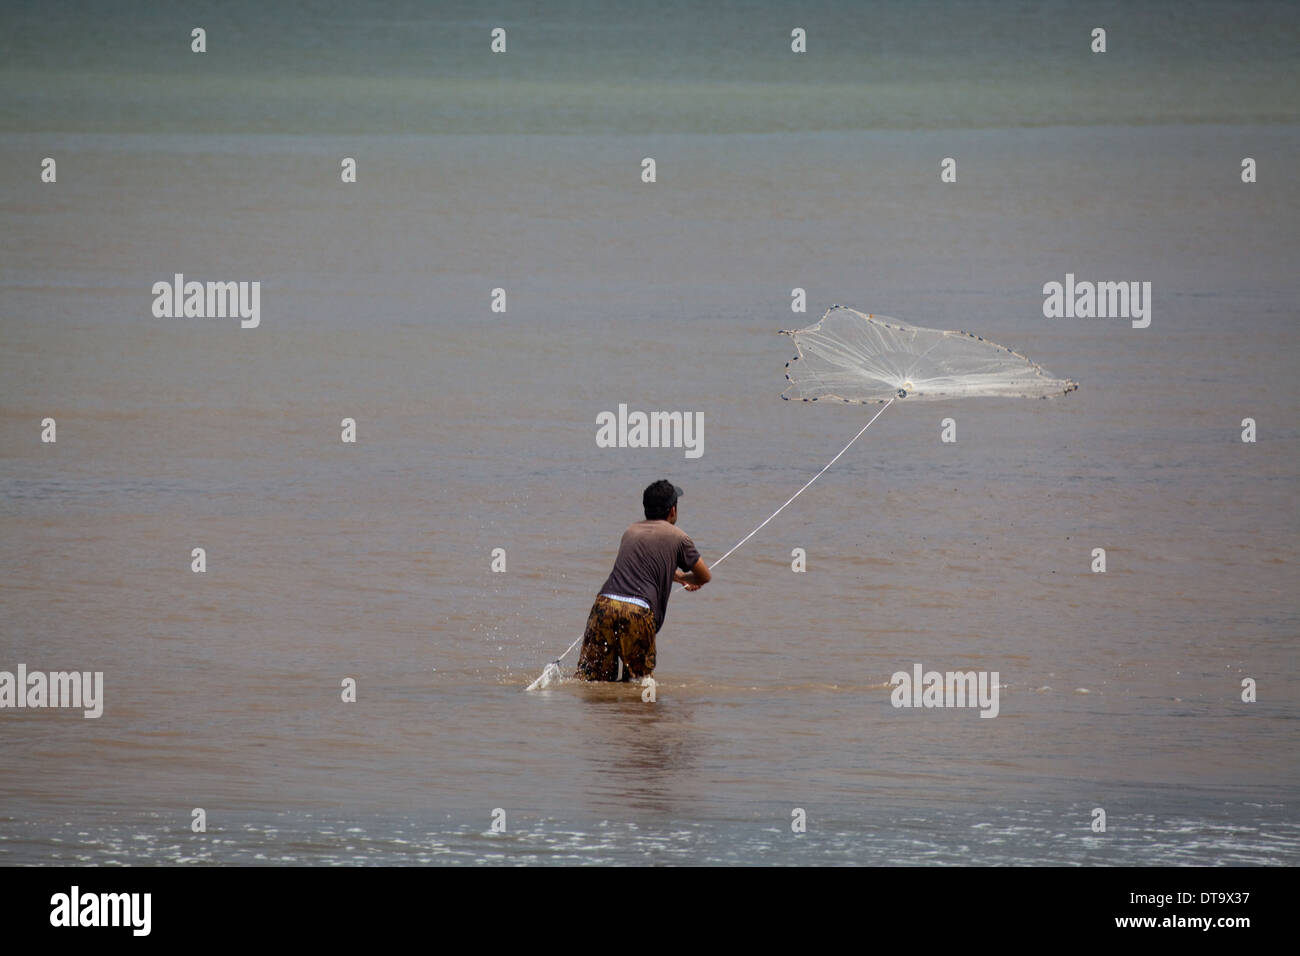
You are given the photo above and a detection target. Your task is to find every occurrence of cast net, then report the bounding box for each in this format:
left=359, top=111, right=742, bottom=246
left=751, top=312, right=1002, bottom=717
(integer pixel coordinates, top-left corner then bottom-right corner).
left=781, top=306, right=1078, bottom=403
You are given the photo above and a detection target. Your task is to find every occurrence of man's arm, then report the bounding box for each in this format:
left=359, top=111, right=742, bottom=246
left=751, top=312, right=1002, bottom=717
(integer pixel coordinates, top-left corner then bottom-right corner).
left=674, top=558, right=712, bottom=591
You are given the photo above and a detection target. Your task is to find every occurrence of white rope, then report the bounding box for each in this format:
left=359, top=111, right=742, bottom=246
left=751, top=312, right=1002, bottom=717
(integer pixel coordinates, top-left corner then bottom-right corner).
left=529, top=398, right=894, bottom=678
left=708, top=398, right=894, bottom=569
left=548, top=634, right=585, bottom=667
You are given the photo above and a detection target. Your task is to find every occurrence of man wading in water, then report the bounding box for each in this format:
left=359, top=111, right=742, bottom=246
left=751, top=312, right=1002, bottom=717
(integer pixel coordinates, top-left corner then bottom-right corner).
left=576, top=480, right=712, bottom=682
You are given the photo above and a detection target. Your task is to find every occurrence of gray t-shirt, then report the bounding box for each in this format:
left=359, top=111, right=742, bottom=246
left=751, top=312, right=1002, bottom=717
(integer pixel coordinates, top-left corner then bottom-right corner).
left=599, top=520, right=702, bottom=632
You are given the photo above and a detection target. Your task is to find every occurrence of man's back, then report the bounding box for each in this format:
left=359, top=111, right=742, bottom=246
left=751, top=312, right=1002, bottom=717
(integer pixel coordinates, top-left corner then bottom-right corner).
left=600, top=519, right=701, bottom=632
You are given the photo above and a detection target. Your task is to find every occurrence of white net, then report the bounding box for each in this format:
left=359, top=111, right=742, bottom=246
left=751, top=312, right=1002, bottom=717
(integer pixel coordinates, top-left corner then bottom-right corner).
left=781, top=306, right=1078, bottom=403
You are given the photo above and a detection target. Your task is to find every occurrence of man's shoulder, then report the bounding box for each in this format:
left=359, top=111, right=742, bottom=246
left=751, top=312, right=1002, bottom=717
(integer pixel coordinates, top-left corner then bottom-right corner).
left=626, top=520, right=692, bottom=542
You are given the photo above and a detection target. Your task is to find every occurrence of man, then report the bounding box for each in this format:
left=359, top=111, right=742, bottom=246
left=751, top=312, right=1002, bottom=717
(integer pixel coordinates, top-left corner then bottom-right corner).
left=575, top=479, right=712, bottom=682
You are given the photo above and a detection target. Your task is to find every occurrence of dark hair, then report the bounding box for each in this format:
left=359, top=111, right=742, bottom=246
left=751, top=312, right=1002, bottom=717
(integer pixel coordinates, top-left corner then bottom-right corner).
left=643, top=479, right=678, bottom=520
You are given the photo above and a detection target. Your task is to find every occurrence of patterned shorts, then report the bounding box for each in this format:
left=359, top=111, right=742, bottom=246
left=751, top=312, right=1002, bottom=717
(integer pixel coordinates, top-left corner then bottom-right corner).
left=575, top=595, right=657, bottom=681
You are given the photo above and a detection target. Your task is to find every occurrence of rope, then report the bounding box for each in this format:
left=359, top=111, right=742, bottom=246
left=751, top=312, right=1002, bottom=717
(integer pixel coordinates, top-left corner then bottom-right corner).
left=708, top=398, right=894, bottom=569
left=534, top=398, right=895, bottom=671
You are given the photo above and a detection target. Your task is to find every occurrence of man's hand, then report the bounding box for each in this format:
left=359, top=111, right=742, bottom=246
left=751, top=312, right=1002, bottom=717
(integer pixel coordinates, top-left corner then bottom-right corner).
left=675, top=559, right=712, bottom=592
